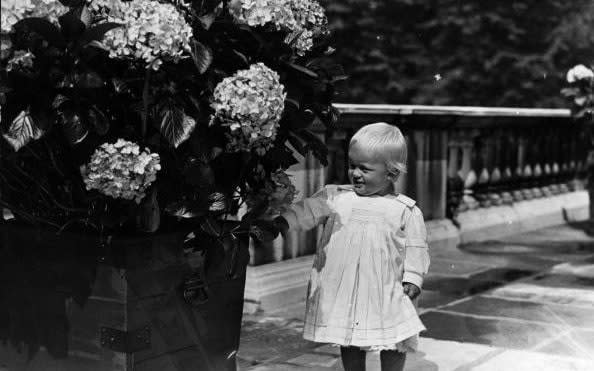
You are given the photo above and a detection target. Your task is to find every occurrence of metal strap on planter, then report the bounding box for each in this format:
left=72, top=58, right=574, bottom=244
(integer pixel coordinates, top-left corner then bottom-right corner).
left=100, top=326, right=151, bottom=353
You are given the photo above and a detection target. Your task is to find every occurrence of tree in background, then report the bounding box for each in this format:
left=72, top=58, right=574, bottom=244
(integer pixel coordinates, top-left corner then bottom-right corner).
left=322, top=0, right=594, bottom=107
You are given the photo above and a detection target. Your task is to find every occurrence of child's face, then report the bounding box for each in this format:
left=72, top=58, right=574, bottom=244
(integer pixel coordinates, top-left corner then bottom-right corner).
left=348, top=142, right=394, bottom=196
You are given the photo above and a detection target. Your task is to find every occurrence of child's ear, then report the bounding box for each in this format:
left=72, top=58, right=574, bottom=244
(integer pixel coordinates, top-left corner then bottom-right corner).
left=388, top=171, right=400, bottom=181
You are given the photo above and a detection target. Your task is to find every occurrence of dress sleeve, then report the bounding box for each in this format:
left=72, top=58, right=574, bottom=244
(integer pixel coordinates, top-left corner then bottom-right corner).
left=403, top=206, right=430, bottom=288
left=281, top=186, right=333, bottom=231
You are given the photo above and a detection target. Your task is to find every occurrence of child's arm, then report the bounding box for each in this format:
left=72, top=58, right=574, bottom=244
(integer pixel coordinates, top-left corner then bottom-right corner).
left=275, top=186, right=333, bottom=232
left=402, top=206, right=430, bottom=299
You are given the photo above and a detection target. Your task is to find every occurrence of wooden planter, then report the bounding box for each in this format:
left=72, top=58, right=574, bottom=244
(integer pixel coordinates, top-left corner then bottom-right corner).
left=0, top=222, right=249, bottom=371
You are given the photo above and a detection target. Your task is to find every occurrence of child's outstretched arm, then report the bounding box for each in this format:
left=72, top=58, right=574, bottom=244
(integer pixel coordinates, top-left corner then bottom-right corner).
left=403, top=206, right=430, bottom=300
left=276, top=186, right=333, bottom=232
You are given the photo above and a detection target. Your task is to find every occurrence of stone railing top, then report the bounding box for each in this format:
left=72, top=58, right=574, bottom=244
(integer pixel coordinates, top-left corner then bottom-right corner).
left=334, top=104, right=571, bottom=118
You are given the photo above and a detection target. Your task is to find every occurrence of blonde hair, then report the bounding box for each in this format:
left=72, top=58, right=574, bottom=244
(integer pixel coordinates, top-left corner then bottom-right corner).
left=349, top=122, right=407, bottom=174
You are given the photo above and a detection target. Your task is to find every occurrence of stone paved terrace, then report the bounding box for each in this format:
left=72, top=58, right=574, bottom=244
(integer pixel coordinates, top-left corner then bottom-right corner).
left=237, top=222, right=594, bottom=370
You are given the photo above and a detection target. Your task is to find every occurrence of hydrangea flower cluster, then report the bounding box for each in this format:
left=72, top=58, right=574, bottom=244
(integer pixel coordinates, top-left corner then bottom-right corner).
left=1, top=0, right=68, bottom=33
left=229, top=0, right=327, bottom=56
left=98, top=0, right=193, bottom=70
left=81, top=139, right=161, bottom=203
left=211, top=63, right=286, bottom=155
left=6, top=50, right=35, bottom=72
left=86, top=0, right=123, bottom=20
left=567, top=64, right=594, bottom=83
left=288, top=0, right=328, bottom=55
left=247, top=169, right=297, bottom=216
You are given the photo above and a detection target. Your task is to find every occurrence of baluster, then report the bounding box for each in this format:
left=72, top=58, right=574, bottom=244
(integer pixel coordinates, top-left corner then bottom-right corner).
left=488, top=129, right=503, bottom=206
left=474, top=130, right=491, bottom=207
left=513, top=131, right=529, bottom=201
left=459, top=129, right=480, bottom=210
left=499, top=129, right=514, bottom=205
left=447, top=132, right=465, bottom=218
left=558, top=127, right=570, bottom=193
left=530, top=129, right=545, bottom=198
left=550, top=127, right=559, bottom=194
left=540, top=128, right=554, bottom=197
left=566, top=126, right=579, bottom=191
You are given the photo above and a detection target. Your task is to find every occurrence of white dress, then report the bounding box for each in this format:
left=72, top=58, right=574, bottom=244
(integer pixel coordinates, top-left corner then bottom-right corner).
left=282, top=185, right=430, bottom=351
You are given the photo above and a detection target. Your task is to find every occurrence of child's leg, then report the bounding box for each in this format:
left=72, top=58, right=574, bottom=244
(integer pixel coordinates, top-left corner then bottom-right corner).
left=340, top=346, right=366, bottom=371
left=379, top=350, right=406, bottom=371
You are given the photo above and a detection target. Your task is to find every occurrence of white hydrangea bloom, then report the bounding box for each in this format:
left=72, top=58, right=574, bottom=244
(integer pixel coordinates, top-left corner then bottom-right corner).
left=211, top=63, right=286, bottom=154
left=81, top=139, right=161, bottom=203
left=567, top=64, right=594, bottom=83
left=1, top=0, right=68, bottom=32
left=288, top=0, right=327, bottom=55
left=230, top=0, right=327, bottom=56
left=97, top=0, right=193, bottom=70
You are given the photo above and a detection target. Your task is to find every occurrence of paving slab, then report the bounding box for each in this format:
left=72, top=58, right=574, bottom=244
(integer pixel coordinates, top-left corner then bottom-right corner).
left=423, top=267, right=534, bottom=298
left=489, top=281, right=594, bottom=307
left=287, top=353, right=340, bottom=368
left=419, top=311, right=561, bottom=350
left=441, top=295, right=594, bottom=329
left=405, top=337, right=498, bottom=371
left=472, top=349, right=594, bottom=371
left=551, top=260, right=594, bottom=278
left=534, top=329, right=594, bottom=359
left=426, top=258, right=491, bottom=277
left=417, top=290, right=462, bottom=311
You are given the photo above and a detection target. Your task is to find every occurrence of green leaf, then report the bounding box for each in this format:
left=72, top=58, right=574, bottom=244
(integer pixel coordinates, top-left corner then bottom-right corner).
left=295, top=129, right=328, bottom=165
left=286, top=62, right=319, bottom=78
left=136, top=190, right=160, bottom=232
left=79, top=4, right=91, bottom=27
left=266, top=143, right=300, bottom=168
left=158, top=103, right=197, bottom=148
left=198, top=13, right=216, bottom=30
left=59, top=7, right=87, bottom=40
left=249, top=220, right=280, bottom=243
left=80, top=22, right=122, bottom=45
left=75, top=71, right=104, bottom=89
left=52, top=94, right=70, bottom=110
left=208, top=192, right=227, bottom=213
left=2, top=110, right=44, bottom=151
left=190, top=39, right=213, bottom=74
left=164, top=201, right=206, bottom=219
left=58, top=0, right=84, bottom=6
left=287, top=133, right=307, bottom=157
left=59, top=109, right=88, bottom=145
left=183, top=157, right=216, bottom=188
left=87, top=105, right=109, bottom=135
left=14, top=18, right=66, bottom=48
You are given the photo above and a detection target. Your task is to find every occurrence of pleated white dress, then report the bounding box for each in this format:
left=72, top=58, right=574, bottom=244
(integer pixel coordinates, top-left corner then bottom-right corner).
left=282, top=185, right=430, bottom=351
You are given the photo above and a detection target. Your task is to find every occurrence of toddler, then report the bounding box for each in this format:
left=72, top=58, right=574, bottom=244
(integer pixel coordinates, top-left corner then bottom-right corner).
left=274, top=122, right=430, bottom=371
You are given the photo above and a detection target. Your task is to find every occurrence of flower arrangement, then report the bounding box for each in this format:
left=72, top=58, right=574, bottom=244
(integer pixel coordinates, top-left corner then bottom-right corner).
left=0, top=0, right=343, bottom=242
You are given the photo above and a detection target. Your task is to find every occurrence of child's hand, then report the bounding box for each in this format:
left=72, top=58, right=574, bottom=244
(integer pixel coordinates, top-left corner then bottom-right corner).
left=249, top=220, right=280, bottom=242
left=403, top=282, right=421, bottom=300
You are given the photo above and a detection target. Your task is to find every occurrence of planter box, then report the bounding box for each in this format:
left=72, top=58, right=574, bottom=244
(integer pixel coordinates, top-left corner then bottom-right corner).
left=0, top=223, right=249, bottom=371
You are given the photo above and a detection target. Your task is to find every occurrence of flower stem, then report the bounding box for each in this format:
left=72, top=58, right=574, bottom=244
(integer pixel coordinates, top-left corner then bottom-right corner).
left=141, top=67, right=152, bottom=138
